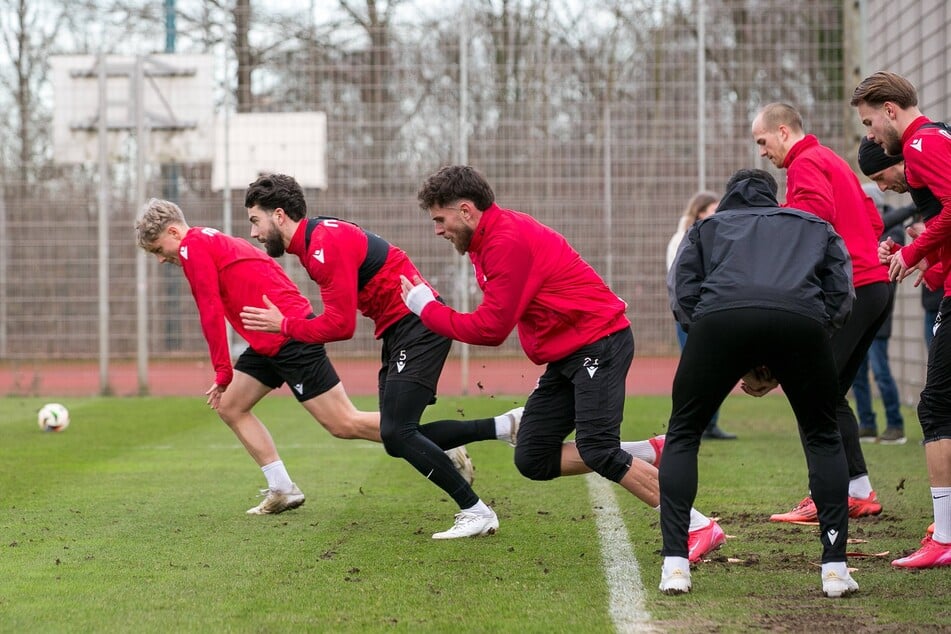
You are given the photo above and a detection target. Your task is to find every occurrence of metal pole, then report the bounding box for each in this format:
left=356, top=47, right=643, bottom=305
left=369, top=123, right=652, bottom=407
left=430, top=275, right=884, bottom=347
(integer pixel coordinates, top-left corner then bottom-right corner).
left=456, top=7, right=470, bottom=395
left=697, top=0, right=706, bottom=190
left=603, top=97, right=613, bottom=286
left=135, top=56, right=149, bottom=394
left=0, top=188, right=6, bottom=356
left=97, top=54, right=112, bottom=395
left=222, top=39, right=234, bottom=354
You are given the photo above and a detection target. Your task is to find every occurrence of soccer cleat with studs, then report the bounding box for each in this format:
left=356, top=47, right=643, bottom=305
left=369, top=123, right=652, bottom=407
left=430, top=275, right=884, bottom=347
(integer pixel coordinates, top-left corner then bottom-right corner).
left=847, top=491, right=882, bottom=518
left=822, top=569, right=859, bottom=598
left=770, top=496, right=818, bottom=523
left=432, top=510, right=499, bottom=540
left=687, top=520, right=726, bottom=562
left=891, top=535, right=951, bottom=569
left=246, top=484, right=305, bottom=515
left=502, top=406, right=524, bottom=447
left=659, top=566, right=691, bottom=595
left=445, top=446, right=475, bottom=485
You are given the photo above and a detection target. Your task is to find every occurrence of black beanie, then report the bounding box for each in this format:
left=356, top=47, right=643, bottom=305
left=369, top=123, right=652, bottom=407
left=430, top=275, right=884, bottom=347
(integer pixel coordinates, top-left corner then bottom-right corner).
left=858, top=137, right=902, bottom=176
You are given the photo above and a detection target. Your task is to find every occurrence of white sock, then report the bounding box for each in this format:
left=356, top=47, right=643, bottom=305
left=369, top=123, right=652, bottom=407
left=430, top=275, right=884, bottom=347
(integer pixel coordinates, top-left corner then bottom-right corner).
left=821, top=561, right=848, bottom=577
left=621, top=440, right=656, bottom=463
left=261, top=460, right=293, bottom=493
left=654, top=506, right=710, bottom=533
left=848, top=475, right=873, bottom=500
left=494, top=414, right=513, bottom=441
left=931, top=486, right=951, bottom=544
left=688, top=509, right=711, bottom=532
left=462, top=499, right=494, bottom=517
left=663, top=556, right=690, bottom=575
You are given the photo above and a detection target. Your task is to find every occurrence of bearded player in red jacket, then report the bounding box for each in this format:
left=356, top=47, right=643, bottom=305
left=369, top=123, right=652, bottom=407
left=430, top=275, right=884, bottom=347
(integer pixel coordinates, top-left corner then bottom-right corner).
left=238, top=173, right=531, bottom=539
left=401, top=164, right=724, bottom=563
left=853, top=70, right=951, bottom=568
left=135, top=198, right=387, bottom=515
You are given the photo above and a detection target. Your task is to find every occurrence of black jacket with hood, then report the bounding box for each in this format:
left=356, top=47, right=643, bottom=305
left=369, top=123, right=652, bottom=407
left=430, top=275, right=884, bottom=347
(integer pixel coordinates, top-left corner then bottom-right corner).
left=668, top=174, right=854, bottom=333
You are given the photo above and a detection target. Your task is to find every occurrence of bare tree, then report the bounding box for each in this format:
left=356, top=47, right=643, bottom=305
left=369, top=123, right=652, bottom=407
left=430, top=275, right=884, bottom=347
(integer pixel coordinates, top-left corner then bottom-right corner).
left=0, top=0, right=71, bottom=188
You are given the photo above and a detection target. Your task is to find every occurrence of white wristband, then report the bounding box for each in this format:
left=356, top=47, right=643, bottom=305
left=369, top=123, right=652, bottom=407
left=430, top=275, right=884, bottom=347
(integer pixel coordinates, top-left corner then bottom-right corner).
left=405, top=283, right=436, bottom=315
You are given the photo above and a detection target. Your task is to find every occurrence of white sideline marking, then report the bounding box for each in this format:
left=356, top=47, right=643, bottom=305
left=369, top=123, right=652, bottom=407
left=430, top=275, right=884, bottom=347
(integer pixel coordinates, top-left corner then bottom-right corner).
left=585, top=473, right=655, bottom=633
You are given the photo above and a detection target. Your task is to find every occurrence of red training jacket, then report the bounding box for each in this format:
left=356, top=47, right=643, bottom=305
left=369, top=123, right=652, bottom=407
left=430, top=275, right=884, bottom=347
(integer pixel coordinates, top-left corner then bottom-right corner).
left=179, top=227, right=313, bottom=387
left=783, top=134, right=889, bottom=288
left=897, top=116, right=951, bottom=297
left=281, top=217, right=432, bottom=342
left=418, top=203, right=630, bottom=365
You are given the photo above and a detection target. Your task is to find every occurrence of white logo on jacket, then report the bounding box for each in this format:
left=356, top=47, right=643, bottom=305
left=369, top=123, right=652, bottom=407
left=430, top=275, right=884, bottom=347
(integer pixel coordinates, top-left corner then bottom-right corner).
left=313, top=249, right=325, bottom=263
left=910, top=138, right=923, bottom=152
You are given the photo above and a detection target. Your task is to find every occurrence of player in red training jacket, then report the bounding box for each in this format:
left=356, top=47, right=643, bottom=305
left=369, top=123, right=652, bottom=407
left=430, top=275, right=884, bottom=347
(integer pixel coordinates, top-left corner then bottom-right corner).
left=239, top=174, right=535, bottom=539
left=752, top=102, right=890, bottom=524
left=401, top=164, right=725, bottom=562
left=135, top=198, right=380, bottom=516
left=853, top=70, right=951, bottom=569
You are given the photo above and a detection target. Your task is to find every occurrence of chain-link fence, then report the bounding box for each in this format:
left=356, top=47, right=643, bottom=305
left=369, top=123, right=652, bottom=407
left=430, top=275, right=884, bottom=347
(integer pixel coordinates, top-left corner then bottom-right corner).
left=0, top=1, right=939, bottom=399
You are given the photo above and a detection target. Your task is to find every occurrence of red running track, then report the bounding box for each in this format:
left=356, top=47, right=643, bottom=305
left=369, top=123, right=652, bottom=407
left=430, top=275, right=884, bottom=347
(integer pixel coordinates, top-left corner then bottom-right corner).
left=0, top=356, right=681, bottom=398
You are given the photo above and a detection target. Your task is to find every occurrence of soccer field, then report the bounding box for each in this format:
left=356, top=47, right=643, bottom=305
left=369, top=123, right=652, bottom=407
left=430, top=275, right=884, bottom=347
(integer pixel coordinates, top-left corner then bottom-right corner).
left=2, top=394, right=949, bottom=632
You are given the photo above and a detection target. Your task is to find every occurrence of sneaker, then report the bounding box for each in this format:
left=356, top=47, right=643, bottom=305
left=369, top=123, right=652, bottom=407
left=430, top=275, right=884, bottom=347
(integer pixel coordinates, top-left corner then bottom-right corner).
left=701, top=426, right=737, bottom=440
left=648, top=435, right=665, bottom=468
left=445, top=446, right=475, bottom=485
left=502, top=406, right=524, bottom=447
left=858, top=427, right=878, bottom=443
left=891, top=535, right=951, bottom=568
left=770, top=496, right=818, bottom=523
left=659, top=566, right=692, bottom=595
left=432, top=510, right=499, bottom=540
left=879, top=427, right=907, bottom=445
left=246, top=484, right=305, bottom=515
left=687, top=520, right=726, bottom=562
left=848, top=491, right=882, bottom=518
left=822, top=569, right=859, bottom=598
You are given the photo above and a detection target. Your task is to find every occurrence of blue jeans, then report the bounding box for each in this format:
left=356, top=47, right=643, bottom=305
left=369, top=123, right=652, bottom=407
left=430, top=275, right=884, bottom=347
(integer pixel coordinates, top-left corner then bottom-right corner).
left=676, top=322, right=719, bottom=431
left=851, top=336, right=904, bottom=432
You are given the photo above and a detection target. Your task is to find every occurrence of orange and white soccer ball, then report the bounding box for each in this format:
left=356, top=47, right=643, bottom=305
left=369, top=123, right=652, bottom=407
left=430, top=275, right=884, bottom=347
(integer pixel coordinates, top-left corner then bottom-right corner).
left=38, top=403, right=70, bottom=432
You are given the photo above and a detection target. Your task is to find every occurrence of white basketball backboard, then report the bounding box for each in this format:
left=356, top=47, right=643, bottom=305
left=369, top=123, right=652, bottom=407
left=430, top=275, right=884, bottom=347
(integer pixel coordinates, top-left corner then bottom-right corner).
left=211, top=112, right=327, bottom=191
left=51, top=54, right=214, bottom=164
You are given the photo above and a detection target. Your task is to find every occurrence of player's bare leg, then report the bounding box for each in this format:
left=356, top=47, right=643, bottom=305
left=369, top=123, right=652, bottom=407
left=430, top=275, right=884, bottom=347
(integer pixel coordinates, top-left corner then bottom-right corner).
left=300, top=382, right=381, bottom=441
left=560, top=439, right=724, bottom=562
left=216, top=371, right=281, bottom=466
left=215, top=371, right=305, bottom=514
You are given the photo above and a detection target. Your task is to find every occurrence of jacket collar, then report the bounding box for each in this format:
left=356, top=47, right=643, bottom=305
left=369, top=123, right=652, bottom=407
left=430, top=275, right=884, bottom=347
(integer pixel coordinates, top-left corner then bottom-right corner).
left=468, top=203, right=501, bottom=254
left=782, top=134, right=818, bottom=169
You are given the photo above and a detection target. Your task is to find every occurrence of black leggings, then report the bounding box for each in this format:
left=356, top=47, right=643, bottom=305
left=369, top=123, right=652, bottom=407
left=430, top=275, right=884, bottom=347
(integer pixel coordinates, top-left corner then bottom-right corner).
left=659, top=308, right=849, bottom=563
left=380, top=380, right=496, bottom=509
left=827, top=281, right=894, bottom=479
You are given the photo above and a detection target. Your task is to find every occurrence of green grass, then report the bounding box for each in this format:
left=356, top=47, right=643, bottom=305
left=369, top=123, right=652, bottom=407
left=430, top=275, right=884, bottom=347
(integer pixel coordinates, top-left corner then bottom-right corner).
left=1, top=394, right=949, bottom=633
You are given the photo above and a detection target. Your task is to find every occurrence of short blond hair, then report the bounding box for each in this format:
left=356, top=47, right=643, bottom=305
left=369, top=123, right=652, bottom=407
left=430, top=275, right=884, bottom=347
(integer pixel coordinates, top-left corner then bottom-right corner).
left=134, top=198, right=187, bottom=250
left=757, top=102, right=803, bottom=132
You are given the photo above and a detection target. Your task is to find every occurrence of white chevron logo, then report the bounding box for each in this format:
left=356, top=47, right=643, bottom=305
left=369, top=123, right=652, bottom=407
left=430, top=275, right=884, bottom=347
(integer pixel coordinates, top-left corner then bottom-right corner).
left=313, top=249, right=325, bottom=263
